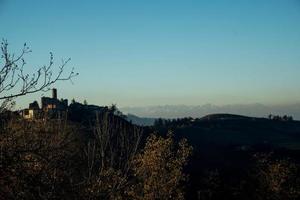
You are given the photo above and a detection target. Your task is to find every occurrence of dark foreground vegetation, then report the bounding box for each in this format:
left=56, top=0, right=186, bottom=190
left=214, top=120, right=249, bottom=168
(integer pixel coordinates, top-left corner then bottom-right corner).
left=1, top=109, right=300, bottom=200
left=153, top=114, right=300, bottom=200
left=0, top=109, right=192, bottom=200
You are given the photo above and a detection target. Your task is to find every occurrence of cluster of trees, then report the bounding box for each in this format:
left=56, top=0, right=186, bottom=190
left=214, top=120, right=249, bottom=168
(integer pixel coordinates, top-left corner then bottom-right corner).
left=189, top=152, right=300, bottom=200
left=268, top=114, right=293, bottom=121
left=0, top=112, right=192, bottom=199
left=3, top=109, right=299, bottom=200
left=154, top=117, right=194, bottom=128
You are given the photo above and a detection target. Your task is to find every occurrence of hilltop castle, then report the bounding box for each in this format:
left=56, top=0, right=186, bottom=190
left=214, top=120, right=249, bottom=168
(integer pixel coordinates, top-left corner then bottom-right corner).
left=22, top=88, right=68, bottom=119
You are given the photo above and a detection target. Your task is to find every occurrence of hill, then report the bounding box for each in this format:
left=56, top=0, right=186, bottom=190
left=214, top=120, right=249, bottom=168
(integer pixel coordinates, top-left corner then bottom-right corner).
left=199, top=113, right=253, bottom=121
left=126, top=113, right=156, bottom=126
left=154, top=114, right=300, bottom=151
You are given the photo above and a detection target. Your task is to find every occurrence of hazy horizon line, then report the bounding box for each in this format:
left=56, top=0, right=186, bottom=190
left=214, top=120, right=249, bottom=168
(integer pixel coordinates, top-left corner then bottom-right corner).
left=120, top=102, right=300, bottom=108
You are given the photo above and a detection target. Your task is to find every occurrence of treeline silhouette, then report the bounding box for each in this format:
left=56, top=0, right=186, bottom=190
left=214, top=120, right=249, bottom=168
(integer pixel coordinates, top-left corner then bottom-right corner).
left=155, top=113, right=295, bottom=129
left=268, top=114, right=294, bottom=121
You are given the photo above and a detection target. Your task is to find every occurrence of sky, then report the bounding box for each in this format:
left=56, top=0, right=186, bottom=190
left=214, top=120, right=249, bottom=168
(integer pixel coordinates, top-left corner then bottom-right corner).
left=0, top=0, right=300, bottom=109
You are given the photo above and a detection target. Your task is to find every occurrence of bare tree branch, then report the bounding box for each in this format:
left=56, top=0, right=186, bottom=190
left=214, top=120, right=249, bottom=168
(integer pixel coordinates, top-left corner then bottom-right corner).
left=0, top=39, right=78, bottom=101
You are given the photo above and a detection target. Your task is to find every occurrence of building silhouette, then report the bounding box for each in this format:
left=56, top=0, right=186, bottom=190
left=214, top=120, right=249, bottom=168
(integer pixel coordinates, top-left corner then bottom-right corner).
left=22, top=88, right=68, bottom=119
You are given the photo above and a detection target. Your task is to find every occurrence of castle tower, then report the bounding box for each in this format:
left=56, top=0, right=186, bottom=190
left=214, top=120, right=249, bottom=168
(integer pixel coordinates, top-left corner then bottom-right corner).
left=52, top=88, right=57, bottom=99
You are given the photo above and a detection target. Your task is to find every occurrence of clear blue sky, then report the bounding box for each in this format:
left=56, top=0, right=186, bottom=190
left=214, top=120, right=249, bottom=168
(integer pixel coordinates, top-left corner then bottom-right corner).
left=1, top=0, right=300, bottom=108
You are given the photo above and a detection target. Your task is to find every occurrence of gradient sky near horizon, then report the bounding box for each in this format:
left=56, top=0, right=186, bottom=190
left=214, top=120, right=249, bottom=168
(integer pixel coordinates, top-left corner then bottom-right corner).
left=0, top=0, right=300, bottom=108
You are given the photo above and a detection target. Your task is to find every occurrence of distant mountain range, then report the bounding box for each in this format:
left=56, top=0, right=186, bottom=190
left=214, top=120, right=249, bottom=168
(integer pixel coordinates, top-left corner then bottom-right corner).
left=121, top=103, right=300, bottom=120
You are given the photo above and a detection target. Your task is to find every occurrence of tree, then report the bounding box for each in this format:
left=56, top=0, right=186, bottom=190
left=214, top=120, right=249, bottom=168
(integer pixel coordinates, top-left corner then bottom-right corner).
left=128, top=133, right=192, bottom=200
left=0, top=118, right=80, bottom=199
left=71, top=98, right=76, bottom=104
left=83, top=99, right=88, bottom=105
left=108, top=104, right=127, bottom=119
left=253, top=153, right=300, bottom=200
left=0, top=40, right=78, bottom=107
left=82, top=112, right=143, bottom=199
left=109, top=104, right=117, bottom=114
left=154, top=118, right=164, bottom=127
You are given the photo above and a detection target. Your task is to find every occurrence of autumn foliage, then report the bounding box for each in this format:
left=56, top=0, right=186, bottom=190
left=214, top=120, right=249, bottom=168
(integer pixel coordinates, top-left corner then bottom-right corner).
left=128, top=134, right=192, bottom=200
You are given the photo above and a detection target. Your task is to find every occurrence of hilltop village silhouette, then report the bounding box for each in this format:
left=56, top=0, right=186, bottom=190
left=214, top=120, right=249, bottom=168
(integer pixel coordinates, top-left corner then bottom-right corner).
left=21, top=88, right=107, bottom=120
